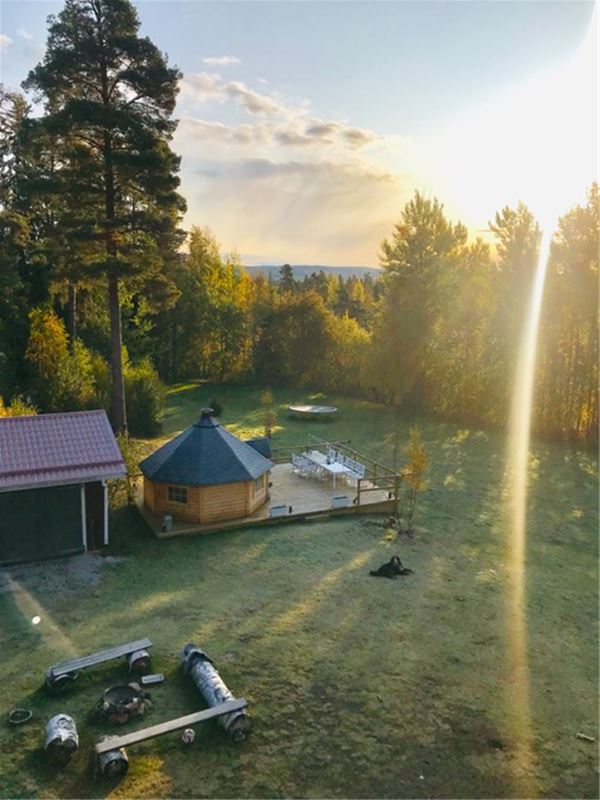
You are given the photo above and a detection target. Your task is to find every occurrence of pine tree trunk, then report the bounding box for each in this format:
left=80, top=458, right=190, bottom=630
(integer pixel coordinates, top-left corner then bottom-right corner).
left=108, top=272, right=127, bottom=433
left=67, top=282, right=77, bottom=350
left=102, top=109, right=127, bottom=432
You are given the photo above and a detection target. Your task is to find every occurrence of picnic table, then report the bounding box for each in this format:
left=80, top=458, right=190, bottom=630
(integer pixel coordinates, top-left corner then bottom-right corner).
left=305, top=450, right=350, bottom=489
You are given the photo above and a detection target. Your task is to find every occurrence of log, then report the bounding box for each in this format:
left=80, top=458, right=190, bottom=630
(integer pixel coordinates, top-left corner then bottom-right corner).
left=180, top=643, right=250, bottom=741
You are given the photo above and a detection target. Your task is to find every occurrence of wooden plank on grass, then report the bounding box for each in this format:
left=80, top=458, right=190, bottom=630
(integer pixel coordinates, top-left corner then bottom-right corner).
left=95, top=698, right=248, bottom=753
left=50, top=638, right=153, bottom=676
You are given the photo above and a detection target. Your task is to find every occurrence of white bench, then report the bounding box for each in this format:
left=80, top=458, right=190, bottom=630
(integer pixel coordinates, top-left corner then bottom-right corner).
left=269, top=504, right=289, bottom=518
left=331, top=495, right=350, bottom=509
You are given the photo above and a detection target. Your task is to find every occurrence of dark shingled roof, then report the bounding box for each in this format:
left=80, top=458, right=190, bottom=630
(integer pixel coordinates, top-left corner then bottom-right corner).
left=244, top=437, right=272, bottom=459
left=140, top=411, right=273, bottom=487
left=0, top=410, right=126, bottom=492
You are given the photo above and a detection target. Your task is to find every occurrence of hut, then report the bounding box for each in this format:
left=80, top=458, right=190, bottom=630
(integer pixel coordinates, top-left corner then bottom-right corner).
left=140, top=409, right=273, bottom=524
left=0, top=410, right=126, bottom=565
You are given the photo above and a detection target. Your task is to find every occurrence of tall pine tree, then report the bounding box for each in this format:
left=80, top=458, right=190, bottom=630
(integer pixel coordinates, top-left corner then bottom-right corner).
left=23, top=0, right=186, bottom=431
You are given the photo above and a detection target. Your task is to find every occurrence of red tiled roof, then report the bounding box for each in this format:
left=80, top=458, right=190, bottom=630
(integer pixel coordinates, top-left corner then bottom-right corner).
left=0, top=410, right=126, bottom=491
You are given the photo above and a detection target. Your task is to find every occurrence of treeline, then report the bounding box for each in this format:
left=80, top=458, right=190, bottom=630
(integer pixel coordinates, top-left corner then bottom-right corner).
left=147, top=190, right=597, bottom=446
left=0, top=0, right=597, bottom=447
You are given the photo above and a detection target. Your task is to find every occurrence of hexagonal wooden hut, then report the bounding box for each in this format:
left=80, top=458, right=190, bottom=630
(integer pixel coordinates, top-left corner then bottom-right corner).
left=139, top=409, right=273, bottom=524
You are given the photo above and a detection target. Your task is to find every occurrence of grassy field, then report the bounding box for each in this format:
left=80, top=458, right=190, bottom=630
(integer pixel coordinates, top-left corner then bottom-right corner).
left=0, top=382, right=598, bottom=798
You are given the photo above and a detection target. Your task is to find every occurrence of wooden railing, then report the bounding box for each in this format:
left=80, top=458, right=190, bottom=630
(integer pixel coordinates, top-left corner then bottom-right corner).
left=271, top=434, right=402, bottom=507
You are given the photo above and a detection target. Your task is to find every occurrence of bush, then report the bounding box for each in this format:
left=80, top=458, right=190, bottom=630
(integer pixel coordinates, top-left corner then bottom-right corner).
left=25, top=308, right=95, bottom=411
left=90, top=352, right=111, bottom=412
left=208, top=397, right=223, bottom=417
left=0, top=395, right=37, bottom=417
left=124, top=358, right=165, bottom=437
left=109, top=433, right=141, bottom=508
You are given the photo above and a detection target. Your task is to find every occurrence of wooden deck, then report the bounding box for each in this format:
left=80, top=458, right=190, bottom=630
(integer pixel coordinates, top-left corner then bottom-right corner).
left=136, top=463, right=395, bottom=539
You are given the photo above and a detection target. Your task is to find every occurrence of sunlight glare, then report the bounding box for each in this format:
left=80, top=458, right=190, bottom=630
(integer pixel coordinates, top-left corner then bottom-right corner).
left=428, top=6, right=598, bottom=230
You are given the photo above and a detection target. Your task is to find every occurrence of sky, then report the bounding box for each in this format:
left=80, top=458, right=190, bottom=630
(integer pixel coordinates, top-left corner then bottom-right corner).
left=1, top=0, right=598, bottom=265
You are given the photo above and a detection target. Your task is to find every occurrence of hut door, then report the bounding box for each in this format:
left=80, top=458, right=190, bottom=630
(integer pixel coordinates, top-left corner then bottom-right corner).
left=85, top=482, right=104, bottom=550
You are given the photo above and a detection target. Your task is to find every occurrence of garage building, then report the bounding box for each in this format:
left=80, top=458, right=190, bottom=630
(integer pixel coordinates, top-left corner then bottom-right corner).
left=0, top=410, right=126, bottom=565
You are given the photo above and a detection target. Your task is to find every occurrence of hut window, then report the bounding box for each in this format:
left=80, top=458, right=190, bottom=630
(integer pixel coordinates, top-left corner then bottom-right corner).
left=168, top=486, right=188, bottom=504
left=253, top=476, right=264, bottom=494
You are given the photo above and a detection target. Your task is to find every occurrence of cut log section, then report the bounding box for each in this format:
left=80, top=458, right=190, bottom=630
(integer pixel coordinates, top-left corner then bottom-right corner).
left=44, top=714, right=79, bottom=765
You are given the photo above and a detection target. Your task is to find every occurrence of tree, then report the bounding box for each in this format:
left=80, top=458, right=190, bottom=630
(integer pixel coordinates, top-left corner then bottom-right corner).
left=25, top=308, right=96, bottom=411
left=261, top=389, right=276, bottom=439
left=375, top=191, right=468, bottom=409
left=157, top=228, right=252, bottom=382
left=401, top=426, right=428, bottom=532
left=539, top=184, right=599, bottom=443
left=278, top=263, right=296, bottom=293
left=23, top=0, right=186, bottom=432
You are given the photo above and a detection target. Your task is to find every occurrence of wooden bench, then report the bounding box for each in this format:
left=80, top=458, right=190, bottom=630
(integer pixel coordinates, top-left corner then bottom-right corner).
left=45, top=638, right=153, bottom=691
left=94, top=698, right=248, bottom=778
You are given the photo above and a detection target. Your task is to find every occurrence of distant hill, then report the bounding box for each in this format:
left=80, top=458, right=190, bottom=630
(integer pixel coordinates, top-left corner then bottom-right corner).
left=243, top=264, right=382, bottom=281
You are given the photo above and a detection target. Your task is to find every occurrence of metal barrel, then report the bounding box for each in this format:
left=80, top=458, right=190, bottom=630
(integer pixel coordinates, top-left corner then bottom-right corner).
left=180, top=643, right=250, bottom=741
left=97, top=748, right=129, bottom=779
left=44, top=714, right=79, bottom=765
left=127, top=649, right=151, bottom=673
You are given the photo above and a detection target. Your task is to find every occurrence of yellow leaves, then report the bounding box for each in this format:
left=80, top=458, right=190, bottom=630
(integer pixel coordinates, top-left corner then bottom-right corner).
left=402, top=425, right=428, bottom=493
left=25, top=308, right=69, bottom=379
left=0, top=396, right=37, bottom=417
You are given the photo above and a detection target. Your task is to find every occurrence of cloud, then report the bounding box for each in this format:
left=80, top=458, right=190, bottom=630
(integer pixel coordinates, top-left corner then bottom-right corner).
left=179, top=113, right=379, bottom=156
left=209, top=157, right=396, bottom=184
left=202, top=55, right=241, bottom=66
left=175, top=73, right=415, bottom=264
left=304, top=119, right=377, bottom=148
left=180, top=157, right=407, bottom=265
left=17, top=27, right=33, bottom=41
left=225, top=80, right=282, bottom=115
left=202, top=56, right=242, bottom=67
left=179, top=73, right=381, bottom=152
left=0, top=34, right=13, bottom=52
left=180, top=72, right=283, bottom=115
left=179, top=118, right=272, bottom=146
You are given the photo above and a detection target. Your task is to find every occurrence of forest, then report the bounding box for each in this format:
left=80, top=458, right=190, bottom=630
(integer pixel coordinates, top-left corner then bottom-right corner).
left=0, top=0, right=597, bottom=448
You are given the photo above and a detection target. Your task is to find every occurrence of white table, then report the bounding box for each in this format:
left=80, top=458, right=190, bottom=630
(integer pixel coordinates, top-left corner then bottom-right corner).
left=305, top=450, right=350, bottom=489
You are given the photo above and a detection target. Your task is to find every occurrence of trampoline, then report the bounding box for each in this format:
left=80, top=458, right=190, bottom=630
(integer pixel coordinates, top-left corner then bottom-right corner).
left=288, top=405, right=338, bottom=420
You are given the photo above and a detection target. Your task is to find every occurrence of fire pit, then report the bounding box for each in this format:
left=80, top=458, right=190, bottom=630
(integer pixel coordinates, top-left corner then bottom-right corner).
left=96, top=684, right=151, bottom=725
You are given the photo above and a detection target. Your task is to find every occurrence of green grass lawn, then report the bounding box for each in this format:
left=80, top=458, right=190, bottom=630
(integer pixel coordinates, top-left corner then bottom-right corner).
left=0, top=382, right=597, bottom=798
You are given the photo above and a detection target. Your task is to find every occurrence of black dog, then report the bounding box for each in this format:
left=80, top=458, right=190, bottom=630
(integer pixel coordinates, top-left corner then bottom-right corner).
left=369, top=555, right=413, bottom=578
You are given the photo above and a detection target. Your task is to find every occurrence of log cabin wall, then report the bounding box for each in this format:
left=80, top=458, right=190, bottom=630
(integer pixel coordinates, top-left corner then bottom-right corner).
left=247, top=472, right=269, bottom=514
left=143, top=474, right=270, bottom=523
left=146, top=480, right=202, bottom=522
left=200, top=481, right=248, bottom=522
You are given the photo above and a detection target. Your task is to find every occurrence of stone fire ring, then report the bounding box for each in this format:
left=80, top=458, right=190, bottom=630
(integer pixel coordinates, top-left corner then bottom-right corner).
left=98, top=684, right=150, bottom=725
left=8, top=708, right=33, bottom=725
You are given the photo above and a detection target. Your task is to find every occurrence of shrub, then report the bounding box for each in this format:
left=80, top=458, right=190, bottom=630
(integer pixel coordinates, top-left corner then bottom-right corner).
left=90, top=352, right=111, bottom=412
left=109, top=433, right=142, bottom=508
left=208, top=397, right=223, bottom=417
left=0, top=395, right=37, bottom=417
left=261, top=389, right=276, bottom=438
left=124, top=358, right=165, bottom=437
left=25, top=309, right=96, bottom=411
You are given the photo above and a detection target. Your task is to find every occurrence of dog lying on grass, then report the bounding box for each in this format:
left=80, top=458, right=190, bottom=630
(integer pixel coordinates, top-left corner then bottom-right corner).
left=369, top=555, right=413, bottom=578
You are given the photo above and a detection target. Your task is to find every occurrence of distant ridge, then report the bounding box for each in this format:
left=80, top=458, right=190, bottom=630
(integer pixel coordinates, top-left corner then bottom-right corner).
left=243, top=264, right=382, bottom=281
